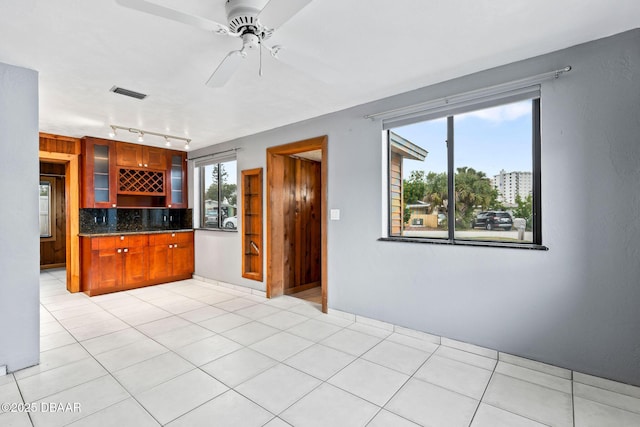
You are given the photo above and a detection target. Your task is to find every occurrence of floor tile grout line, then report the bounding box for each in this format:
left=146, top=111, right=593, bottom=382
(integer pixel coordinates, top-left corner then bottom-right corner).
left=572, top=378, right=640, bottom=402
left=10, top=372, right=35, bottom=427
left=468, top=363, right=497, bottom=426
left=35, top=278, right=339, bottom=426
left=571, top=391, right=640, bottom=417
left=572, top=377, right=576, bottom=427
left=34, top=272, right=637, bottom=426
left=491, top=370, right=574, bottom=396
left=478, top=402, right=555, bottom=427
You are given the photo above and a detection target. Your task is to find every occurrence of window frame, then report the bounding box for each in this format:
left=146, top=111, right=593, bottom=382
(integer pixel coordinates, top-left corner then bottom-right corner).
left=39, top=177, right=56, bottom=241
left=383, top=98, right=546, bottom=250
left=198, top=159, right=238, bottom=232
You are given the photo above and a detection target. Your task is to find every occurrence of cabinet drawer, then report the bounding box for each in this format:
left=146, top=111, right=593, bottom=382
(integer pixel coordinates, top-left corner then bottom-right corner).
left=91, top=236, right=117, bottom=250
left=176, top=232, right=193, bottom=244
left=126, top=235, right=148, bottom=247
left=148, top=233, right=171, bottom=246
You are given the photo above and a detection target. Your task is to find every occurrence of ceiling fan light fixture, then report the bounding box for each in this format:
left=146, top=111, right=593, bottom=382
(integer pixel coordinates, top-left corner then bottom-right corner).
left=137, top=132, right=144, bottom=143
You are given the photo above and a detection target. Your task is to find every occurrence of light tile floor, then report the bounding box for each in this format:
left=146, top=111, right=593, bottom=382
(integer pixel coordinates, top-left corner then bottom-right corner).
left=1, top=269, right=639, bottom=426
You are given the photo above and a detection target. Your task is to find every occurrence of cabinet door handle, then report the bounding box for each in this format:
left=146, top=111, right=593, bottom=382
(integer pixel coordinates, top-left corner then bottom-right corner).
left=169, top=244, right=173, bottom=249
left=120, top=235, right=125, bottom=241
left=174, top=244, right=178, bottom=249
left=138, top=163, right=142, bottom=167
left=144, top=164, right=148, bottom=167
left=117, top=249, right=122, bottom=253
left=123, top=248, right=128, bottom=253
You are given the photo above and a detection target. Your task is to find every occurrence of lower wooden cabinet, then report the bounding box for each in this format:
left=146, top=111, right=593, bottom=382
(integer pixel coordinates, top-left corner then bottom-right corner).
left=148, top=232, right=194, bottom=281
left=81, top=231, right=193, bottom=296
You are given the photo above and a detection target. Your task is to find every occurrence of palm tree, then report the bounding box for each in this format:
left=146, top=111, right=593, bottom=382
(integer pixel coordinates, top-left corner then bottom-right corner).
left=454, top=167, right=495, bottom=227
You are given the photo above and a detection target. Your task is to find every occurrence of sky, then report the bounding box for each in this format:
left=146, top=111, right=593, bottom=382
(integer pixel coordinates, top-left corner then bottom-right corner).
left=393, top=99, right=533, bottom=178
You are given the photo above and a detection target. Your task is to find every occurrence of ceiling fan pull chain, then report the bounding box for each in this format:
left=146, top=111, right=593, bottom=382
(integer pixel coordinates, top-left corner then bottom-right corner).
left=259, top=37, right=263, bottom=77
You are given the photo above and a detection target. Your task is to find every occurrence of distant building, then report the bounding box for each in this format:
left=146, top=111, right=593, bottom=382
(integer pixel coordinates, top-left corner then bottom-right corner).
left=491, top=169, right=532, bottom=205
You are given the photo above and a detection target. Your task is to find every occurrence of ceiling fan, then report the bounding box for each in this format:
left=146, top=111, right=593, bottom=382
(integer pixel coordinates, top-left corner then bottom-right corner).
left=115, top=0, right=313, bottom=87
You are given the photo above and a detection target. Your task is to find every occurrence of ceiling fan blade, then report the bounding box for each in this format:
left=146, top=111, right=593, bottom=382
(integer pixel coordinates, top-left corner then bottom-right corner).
left=206, top=50, right=246, bottom=87
left=257, top=0, right=312, bottom=29
left=269, top=45, right=341, bottom=84
left=115, top=0, right=231, bottom=34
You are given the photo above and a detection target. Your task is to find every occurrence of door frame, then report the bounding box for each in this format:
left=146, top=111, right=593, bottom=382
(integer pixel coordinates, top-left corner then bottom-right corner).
left=39, top=151, right=80, bottom=293
left=266, top=136, right=328, bottom=313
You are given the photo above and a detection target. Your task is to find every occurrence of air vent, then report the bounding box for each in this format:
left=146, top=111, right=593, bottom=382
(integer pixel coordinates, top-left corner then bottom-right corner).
left=109, top=86, right=147, bottom=100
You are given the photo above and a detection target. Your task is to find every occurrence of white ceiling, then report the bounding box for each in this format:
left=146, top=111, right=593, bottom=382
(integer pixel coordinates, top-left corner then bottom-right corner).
left=1, top=1, right=639, bottom=151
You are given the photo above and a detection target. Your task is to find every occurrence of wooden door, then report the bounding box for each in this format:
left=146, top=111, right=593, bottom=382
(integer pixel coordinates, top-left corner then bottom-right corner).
left=116, top=142, right=142, bottom=167
left=92, top=249, right=121, bottom=290
left=278, top=157, right=321, bottom=294
left=144, top=147, right=167, bottom=169
left=149, top=243, right=172, bottom=281
left=123, top=245, right=148, bottom=286
left=81, top=137, right=117, bottom=208
left=267, top=136, right=328, bottom=312
left=172, top=233, right=194, bottom=277
left=166, top=152, right=187, bottom=208
left=172, top=244, right=193, bottom=277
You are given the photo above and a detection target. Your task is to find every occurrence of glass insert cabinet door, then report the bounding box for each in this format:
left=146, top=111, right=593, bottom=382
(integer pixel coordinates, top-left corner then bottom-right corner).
left=93, top=144, right=110, bottom=203
left=170, top=154, right=183, bottom=204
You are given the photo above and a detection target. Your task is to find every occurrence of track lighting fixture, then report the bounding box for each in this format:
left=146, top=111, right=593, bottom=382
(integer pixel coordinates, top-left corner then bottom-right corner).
left=108, top=125, right=192, bottom=150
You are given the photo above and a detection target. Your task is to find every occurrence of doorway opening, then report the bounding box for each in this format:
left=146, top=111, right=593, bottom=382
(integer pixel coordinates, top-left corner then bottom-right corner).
left=40, top=161, right=67, bottom=270
left=266, top=136, right=328, bottom=313
left=39, top=150, right=80, bottom=293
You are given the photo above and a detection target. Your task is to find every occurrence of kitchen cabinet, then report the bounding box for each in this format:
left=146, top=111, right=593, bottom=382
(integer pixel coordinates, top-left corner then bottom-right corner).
left=148, top=231, right=194, bottom=280
left=81, top=234, right=148, bottom=294
left=81, top=138, right=188, bottom=208
left=81, top=137, right=117, bottom=208
left=166, top=151, right=187, bottom=208
left=116, top=142, right=167, bottom=169
left=80, top=231, right=193, bottom=296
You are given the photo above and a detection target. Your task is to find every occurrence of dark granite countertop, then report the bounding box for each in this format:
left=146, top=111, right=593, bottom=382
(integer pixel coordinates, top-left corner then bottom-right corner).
left=79, top=229, right=194, bottom=237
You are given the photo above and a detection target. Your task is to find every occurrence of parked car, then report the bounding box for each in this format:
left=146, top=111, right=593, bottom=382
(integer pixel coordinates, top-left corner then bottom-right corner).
left=205, top=207, right=229, bottom=227
left=223, top=216, right=237, bottom=229
left=471, top=211, right=513, bottom=231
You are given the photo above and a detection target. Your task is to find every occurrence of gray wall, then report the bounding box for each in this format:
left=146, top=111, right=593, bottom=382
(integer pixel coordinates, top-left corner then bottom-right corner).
left=0, top=62, right=40, bottom=372
left=191, top=29, right=640, bottom=386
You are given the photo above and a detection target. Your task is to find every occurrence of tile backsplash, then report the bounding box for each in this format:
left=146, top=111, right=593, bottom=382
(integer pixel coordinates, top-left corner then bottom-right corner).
left=80, top=208, right=192, bottom=234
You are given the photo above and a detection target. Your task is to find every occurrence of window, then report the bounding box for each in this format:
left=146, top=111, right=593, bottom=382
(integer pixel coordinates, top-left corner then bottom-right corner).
left=39, top=179, right=55, bottom=239
left=387, top=97, right=542, bottom=247
left=199, top=159, right=238, bottom=230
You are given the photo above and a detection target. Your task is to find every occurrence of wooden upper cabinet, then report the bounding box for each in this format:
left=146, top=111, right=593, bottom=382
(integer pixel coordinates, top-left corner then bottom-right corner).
left=166, top=151, right=187, bottom=208
left=81, top=137, right=117, bottom=208
left=116, top=142, right=167, bottom=170
left=145, top=147, right=167, bottom=169
left=81, top=138, right=187, bottom=208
